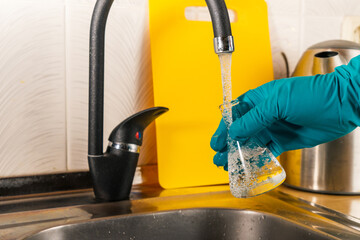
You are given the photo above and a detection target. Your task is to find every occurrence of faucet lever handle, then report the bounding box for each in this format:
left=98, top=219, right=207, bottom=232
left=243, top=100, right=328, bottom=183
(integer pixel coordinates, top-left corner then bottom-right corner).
left=108, top=107, right=169, bottom=146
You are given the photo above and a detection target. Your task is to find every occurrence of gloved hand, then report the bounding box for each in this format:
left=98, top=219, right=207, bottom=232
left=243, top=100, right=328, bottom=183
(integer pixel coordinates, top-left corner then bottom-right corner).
left=211, top=55, right=360, bottom=170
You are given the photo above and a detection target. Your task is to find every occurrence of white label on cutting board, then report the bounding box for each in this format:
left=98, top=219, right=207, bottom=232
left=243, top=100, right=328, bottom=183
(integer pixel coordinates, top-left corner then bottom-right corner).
left=185, top=6, right=237, bottom=22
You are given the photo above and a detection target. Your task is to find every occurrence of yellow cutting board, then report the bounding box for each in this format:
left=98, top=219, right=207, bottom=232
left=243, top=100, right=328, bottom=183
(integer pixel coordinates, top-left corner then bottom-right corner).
left=149, top=0, right=274, bottom=189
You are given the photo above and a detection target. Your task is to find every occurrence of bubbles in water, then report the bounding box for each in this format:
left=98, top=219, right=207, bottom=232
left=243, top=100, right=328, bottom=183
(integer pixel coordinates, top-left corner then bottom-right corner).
left=228, top=144, right=285, bottom=198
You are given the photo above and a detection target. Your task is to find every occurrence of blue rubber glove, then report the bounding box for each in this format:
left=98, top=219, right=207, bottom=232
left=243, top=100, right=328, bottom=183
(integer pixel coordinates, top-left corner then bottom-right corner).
left=211, top=55, right=360, bottom=170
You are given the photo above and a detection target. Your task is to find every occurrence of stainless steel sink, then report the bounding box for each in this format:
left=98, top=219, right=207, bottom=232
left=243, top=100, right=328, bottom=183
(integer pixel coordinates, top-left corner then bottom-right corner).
left=26, top=208, right=336, bottom=240
left=1, top=185, right=360, bottom=239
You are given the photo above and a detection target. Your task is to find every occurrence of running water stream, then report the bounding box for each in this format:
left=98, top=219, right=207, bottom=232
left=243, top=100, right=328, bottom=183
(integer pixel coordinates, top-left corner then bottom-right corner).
left=218, top=53, right=249, bottom=197
left=218, top=53, right=233, bottom=105
left=218, top=53, right=286, bottom=198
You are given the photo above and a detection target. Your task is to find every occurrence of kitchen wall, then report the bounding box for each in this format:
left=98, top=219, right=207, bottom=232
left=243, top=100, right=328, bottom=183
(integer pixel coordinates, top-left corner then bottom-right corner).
left=0, top=0, right=156, bottom=181
left=267, top=0, right=360, bottom=79
left=0, top=0, right=359, bottom=179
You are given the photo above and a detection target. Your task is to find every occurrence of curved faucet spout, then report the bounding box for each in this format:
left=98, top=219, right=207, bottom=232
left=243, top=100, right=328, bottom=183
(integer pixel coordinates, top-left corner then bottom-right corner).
left=88, top=0, right=234, bottom=157
left=88, top=0, right=114, bottom=156
left=205, top=0, right=235, bottom=54
left=87, top=0, right=234, bottom=201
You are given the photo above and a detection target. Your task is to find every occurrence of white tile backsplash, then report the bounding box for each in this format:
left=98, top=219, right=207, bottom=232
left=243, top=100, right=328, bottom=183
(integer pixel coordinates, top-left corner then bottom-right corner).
left=0, top=0, right=66, bottom=177
left=268, top=15, right=301, bottom=77
left=302, top=16, right=343, bottom=50
left=1, top=0, right=359, bottom=177
left=266, top=0, right=301, bottom=17
left=65, top=0, right=93, bottom=171
left=303, top=0, right=360, bottom=17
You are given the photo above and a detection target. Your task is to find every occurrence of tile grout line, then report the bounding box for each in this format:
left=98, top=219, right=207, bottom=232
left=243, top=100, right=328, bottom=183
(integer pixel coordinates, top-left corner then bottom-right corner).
left=63, top=0, right=69, bottom=172
left=299, top=0, right=305, bottom=57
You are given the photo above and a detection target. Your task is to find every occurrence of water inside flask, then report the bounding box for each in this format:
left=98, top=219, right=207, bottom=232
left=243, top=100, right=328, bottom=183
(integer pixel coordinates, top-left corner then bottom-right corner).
left=220, top=99, right=286, bottom=198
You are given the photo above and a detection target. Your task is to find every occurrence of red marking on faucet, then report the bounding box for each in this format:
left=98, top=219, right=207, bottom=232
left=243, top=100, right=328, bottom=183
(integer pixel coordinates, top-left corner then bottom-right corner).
left=135, top=132, right=141, bottom=140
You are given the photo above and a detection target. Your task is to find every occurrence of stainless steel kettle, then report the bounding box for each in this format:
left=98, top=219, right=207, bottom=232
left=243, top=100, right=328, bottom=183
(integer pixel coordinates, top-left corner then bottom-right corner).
left=280, top=40, right=360, bottom=194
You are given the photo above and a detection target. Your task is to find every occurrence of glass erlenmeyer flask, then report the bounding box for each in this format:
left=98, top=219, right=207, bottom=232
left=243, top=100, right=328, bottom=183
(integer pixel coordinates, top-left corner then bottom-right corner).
left=220, top=99, right=286, bottom=198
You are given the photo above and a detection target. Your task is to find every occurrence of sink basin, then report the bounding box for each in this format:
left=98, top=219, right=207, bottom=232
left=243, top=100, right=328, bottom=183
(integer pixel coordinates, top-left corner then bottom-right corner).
left=1, top=186, right=359, bottom=239
left=25, top=208, right=351, bottom=240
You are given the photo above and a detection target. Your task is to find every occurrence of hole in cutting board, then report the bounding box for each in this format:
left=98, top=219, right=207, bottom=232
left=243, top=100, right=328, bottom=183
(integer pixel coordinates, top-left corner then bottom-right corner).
left=185, top=6, right=237, bottom=22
